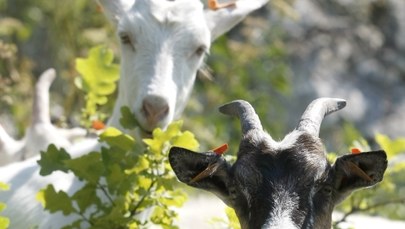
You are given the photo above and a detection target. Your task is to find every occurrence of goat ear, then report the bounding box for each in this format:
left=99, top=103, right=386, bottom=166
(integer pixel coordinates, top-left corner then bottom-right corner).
left=97, top=0, right=135, bottom=25
left=332, top=150, right=387, bottom=200
left=169, top=147, right=232, bottom=199
left=204, top=0, right=269, bottom=41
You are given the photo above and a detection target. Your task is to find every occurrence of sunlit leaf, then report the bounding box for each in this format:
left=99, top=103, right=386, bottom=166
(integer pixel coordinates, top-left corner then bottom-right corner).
left=375, top=133, right=405, bottom=159
left=36, top=185, right=75, bottom=215
left=75, top=46, right=119, bottom=93
left=172, top=131, right=199, bottom=151
left=0, top=182, right=9, bottom=191
left=225, top=207, right=241, bottom=229
left=0, top=216, right=10, bottom=229
left=0, top=182, right=9, bottom=229
left=125, top=156, right=149, bottom=174
left=75, top=45, right=119, bottom=125
left=0, top=203, right=5, bottom=212
left=100, top=127, right=135, bottom=151
left=37, top=118, right=195, bottom=228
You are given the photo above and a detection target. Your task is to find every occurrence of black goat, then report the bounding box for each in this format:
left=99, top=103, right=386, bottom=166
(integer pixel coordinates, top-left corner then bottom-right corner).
left=169, top=98, right=387, bottom=229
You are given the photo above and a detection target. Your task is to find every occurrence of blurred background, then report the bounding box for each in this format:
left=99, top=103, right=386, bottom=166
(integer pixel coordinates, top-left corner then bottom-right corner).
left=1, top=0, right=404, bottom=227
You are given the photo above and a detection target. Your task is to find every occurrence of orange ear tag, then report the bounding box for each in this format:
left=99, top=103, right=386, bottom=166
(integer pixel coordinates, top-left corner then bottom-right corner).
left=351, top=148, right=362, bottom=154
left=212, top=143, right=228, bottom=155
left=208, top=0, right=237, bottom=11
left=92, top=120, right=106, bottom=130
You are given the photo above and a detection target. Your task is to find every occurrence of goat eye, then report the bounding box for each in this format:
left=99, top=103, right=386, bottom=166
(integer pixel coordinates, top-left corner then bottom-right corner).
left=119, top=33, right=136, bottom=51
left=120, top=33, right=132, bottom=45
left=322, top=185, right=333, bottom=195
left=195, top=46, right=206, bottom=57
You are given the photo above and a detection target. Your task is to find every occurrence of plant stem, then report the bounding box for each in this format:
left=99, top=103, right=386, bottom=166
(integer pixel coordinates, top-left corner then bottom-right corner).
left=97, top=183, right=115, bottom=207
left=74, top=206, right=94, bottom=226
left=131, top=179, right=157, bottom=216
left=334, top=198, right=405, bottom=226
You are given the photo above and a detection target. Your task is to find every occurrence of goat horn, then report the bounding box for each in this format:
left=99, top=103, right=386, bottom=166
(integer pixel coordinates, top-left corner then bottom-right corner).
left=32, top=68, right=56, bottom=124
left=219, top=100, right=263, bottom=135
left=296, top=98, right=346, bottom=136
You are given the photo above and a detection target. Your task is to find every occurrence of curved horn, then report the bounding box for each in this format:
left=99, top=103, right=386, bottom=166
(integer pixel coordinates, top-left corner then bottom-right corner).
left=32, top=68, right=56, bottom=124
left=219, top=100, right=263, bottom=135
left=296, top=98, right=346, bottom=136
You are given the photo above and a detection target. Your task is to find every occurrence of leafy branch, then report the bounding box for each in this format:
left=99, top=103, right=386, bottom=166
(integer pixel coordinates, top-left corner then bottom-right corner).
left=74, top=45, right=119, bottom=128
left=334, top=198, right=405, bottom=226
left=37, top=118, right=198, bottom=228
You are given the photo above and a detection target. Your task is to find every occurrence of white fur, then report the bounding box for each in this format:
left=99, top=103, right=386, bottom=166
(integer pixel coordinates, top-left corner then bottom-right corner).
left=263, top=189, right=299, bottom=229
left=0, top=0, right=270, bottom=227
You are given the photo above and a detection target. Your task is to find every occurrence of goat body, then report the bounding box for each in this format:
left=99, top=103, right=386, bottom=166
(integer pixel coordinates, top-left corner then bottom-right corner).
left=0, top=0, right=270, bottom=227
left=170, top=98, right=388, bottom=229
left=0, top=69, right=87, bottom=166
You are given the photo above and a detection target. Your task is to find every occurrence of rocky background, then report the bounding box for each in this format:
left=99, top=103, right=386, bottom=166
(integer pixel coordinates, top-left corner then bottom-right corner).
left=275, top=0, right=405, bottom=139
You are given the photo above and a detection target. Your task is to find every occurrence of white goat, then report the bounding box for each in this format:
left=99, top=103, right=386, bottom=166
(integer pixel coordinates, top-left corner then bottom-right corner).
left=0, top=0, right=268, bottom=165
left=0, top=69, right=86, bottom=166
left=0, top=0, right=270, bottom=228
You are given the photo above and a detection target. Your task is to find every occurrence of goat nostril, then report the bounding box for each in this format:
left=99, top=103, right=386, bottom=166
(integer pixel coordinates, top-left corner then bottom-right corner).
left=142, top=97, right=169, bottom=124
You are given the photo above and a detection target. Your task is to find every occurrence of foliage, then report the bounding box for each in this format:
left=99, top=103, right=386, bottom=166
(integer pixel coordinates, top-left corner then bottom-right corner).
left=0, top=0, right=115, bottom=133
left=210, top=206, right=241, bottom=229
left=0, top=182, right=10, bottom=229
left=37, top=119, right=198, bottom=228
left=333, top=134, right=405, bottom=228
left=2, top=0, right=405, bottom=228
left=74, top=45, right=120, bottom=127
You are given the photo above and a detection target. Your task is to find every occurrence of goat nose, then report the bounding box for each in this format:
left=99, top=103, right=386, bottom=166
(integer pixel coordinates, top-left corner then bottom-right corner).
left=142, top=96, right=169, bottom=126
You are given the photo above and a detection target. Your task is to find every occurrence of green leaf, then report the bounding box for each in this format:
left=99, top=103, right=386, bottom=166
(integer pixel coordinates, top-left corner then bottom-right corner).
left=64, top=152, right=104, bottom=184
left=75, top=46, right=119, bottom=94
left=37, top=144, right=71, bottom=176
left=61, top=219, right=83, bottom=229
left=0, top=203, right=6, bottom=212
left=36, top=185, right=75, bottom=215
left=150, top=206, right=166, bottom=225
left=101, top=146, right=127, bottom=165
left=0, top=182, right=9, bottom=229
left=143, top=121, right=199, bottom=154
left=158, top=190, right=187, bottom=208
left=0, top=182, right=9, bottom=191
left=72, top=184, right=100, bottom=213
left=125, top=156, right=150, bottom=174
left=35, top=118, right=198, bottom=228
left=99, top=127, right=135, bottom=151
left=119, top=106, right=139, bottom=130
left=106, top=164, right=126, bottom=193
left=75, top=45, right=119, bottom=124
left=375, top=133, right=405, bottom=159
left=0, top=216, right=10, bottom=229
left=172, top=131, right=199, bottom=151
